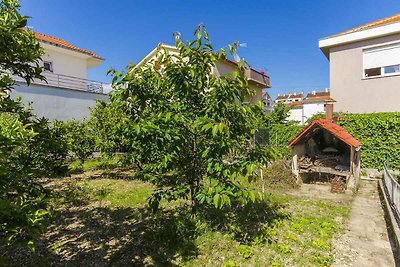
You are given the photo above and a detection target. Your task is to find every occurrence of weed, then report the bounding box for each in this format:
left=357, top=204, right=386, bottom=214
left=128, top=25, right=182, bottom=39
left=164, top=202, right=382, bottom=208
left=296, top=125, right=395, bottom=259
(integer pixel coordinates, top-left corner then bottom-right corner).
left=237, top=244, right=254, bottom=259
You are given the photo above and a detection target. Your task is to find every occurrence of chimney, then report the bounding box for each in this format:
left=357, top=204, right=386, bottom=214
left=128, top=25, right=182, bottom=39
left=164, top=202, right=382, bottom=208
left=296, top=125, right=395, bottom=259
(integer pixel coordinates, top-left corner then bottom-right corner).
left=326, top=102, right=334, bottom=120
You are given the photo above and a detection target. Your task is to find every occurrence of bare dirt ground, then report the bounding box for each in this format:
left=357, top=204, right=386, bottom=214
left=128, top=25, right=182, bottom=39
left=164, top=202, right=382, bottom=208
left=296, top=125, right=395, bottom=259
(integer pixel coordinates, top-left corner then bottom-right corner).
left=332, top=180, right=398, bottom=267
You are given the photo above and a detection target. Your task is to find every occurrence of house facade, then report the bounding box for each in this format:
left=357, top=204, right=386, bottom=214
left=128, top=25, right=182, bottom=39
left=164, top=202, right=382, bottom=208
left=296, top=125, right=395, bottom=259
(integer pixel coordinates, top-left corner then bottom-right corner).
left=319, top=13, right=400, bottom=113
left=135, top=43, right=271, bottom=104
left=11, top=31, right=109, bottom=121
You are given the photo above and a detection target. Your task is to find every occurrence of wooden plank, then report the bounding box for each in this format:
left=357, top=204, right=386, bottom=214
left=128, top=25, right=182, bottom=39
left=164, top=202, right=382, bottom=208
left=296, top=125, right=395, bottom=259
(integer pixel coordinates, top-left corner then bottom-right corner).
left=299, top=166, right=349, bottom=177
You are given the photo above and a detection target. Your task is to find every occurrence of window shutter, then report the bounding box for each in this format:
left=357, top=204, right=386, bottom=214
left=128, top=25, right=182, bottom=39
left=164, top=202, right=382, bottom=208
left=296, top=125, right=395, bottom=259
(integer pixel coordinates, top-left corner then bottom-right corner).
left=363, top=43, right=400, bottom=69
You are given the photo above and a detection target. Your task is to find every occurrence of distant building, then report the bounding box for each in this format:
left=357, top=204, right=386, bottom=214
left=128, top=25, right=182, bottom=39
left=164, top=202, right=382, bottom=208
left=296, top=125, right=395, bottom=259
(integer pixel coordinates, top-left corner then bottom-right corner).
left=262, top=91, right=274, bottom=113
left=282, top=89, right=334, bottom=125
left=275, top=92, right=303, bottom=105
left=11, top=31, right=109, bottom=121
left=319, top=13, right=400, bottom=113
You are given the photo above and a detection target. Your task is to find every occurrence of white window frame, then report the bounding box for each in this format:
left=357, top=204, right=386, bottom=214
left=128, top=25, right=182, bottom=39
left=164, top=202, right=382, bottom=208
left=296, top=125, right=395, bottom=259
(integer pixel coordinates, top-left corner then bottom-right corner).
left=362, top=42, right=400, bottom=79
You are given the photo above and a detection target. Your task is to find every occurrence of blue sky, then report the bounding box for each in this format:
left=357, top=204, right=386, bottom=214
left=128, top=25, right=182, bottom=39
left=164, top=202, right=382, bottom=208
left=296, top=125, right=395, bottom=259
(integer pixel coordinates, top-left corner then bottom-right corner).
left=21, top=0, right=399, bottom=98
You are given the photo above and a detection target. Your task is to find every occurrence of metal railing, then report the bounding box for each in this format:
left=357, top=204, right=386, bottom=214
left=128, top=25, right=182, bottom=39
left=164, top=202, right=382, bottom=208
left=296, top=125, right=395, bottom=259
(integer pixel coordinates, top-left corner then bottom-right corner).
left=14, top=72, right=107, bottom=94
left=383, top=163, right=400, bottom=218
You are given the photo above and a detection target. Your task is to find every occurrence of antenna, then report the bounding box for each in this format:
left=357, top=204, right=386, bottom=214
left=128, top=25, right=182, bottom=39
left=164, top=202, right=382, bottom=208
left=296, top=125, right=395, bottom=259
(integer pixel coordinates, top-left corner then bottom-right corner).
left=173, top=31, right=181, bottom=38
left=232, top=41, right=247, bottom=63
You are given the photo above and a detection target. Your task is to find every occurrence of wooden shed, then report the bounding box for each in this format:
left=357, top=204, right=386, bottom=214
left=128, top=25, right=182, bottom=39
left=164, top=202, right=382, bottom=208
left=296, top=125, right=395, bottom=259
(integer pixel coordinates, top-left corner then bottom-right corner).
left=288, top=118, right=361, bottom=191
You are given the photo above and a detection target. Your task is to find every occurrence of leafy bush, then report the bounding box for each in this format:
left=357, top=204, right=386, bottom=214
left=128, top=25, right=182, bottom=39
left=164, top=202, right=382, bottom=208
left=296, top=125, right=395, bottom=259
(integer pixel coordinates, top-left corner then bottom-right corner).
left=0, top=100, right=66, bottom=247
left=90, top=100, right=132, bottom=156
left=58, top=119, right=95, bottom=164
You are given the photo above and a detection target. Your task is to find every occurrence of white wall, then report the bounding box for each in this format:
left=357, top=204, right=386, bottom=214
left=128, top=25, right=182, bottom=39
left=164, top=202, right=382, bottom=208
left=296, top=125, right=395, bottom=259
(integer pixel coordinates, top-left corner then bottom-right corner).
left=41, top=44, right=88, bottom=79
left=303, top=102, right=325, bottom=122
left=11, top=83, right=109, bottom=121
left=288, top=108, right=303, bottom=124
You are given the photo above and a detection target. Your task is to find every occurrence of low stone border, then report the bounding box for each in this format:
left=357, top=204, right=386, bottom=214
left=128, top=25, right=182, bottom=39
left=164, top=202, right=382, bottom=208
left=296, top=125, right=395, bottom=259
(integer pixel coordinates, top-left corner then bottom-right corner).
left=378, top=179, right=400, bottom=262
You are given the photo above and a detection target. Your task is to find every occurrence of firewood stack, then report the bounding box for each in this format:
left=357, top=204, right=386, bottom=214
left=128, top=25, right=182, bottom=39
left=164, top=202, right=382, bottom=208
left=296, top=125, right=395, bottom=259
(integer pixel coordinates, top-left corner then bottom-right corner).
left=298, top=155, right=340, bottom=169
left=330, top=176, right=346, bottom=193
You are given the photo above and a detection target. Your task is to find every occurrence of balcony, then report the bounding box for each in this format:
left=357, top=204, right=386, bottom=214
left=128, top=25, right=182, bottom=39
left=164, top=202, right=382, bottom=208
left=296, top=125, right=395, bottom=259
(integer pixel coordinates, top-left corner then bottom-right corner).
left=245, top=69, right=270, bottom=88
left=14, top=72, right=108, bottom=94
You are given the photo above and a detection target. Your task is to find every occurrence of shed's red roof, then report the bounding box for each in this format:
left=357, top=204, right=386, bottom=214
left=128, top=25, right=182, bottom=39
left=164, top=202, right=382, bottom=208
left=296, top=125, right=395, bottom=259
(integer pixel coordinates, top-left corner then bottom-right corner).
left=32, top=31, right=103, bottom=59
left=288, top=119, right=361, bottom=148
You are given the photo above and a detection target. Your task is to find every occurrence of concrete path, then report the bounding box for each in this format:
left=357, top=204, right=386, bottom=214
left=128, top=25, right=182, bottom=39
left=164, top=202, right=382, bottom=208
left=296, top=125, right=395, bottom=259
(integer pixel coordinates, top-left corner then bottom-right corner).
left=333, top=180, right=398, bottom=267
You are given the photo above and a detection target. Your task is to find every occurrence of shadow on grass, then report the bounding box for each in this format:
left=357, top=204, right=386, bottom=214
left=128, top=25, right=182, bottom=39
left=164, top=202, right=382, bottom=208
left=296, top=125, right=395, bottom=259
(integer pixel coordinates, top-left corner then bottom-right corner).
left=1, top=198, right=288, bottom=266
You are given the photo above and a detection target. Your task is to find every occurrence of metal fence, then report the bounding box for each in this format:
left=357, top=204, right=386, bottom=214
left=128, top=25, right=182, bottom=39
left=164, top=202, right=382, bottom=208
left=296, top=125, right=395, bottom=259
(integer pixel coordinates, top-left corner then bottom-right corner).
left=383, top=163, right=400, bottom=218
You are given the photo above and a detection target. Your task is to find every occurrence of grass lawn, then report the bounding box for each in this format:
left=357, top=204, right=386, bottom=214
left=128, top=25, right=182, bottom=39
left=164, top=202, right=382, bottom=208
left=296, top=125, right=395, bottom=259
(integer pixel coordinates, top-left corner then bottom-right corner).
left=1, top=164, right=351, bottom=267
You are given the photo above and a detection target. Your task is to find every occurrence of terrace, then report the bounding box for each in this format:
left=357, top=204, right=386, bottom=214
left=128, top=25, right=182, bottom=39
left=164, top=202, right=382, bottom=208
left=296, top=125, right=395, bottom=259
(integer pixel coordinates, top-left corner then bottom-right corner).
left=14, top=71, right=108, bottom=94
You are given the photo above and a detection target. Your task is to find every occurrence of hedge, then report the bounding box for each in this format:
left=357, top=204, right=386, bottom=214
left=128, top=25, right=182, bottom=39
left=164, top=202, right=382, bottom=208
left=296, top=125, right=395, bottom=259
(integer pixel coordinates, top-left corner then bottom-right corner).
left=337, top=113, right=400, bottom=170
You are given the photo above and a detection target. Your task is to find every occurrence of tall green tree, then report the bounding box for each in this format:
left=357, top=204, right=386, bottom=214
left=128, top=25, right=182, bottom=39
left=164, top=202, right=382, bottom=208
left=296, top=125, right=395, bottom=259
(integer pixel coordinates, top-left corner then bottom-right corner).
left=110, top=26, right=274, bottom=212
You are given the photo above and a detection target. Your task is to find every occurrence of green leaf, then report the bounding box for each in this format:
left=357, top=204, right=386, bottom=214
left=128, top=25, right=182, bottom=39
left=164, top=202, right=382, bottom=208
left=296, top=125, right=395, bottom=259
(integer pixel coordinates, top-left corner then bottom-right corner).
left=213, top=193, right=221, bottom=208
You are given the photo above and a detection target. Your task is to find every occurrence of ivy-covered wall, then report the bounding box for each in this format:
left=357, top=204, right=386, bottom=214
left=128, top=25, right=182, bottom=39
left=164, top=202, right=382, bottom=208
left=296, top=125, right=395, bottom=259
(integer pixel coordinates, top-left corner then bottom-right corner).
left=337, top=113, right=400, bottom=170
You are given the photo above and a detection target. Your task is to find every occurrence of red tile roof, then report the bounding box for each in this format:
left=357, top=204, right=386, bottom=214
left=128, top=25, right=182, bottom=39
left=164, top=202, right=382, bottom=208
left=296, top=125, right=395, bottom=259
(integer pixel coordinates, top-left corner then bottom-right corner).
left=331, top=13, right=400, bottom=37
left=303, top=91, right=335, bottom=103
left=276, top=93, right=303, bottom=101
left=288, top=119, right=361, bottom=148
left=286, top=101, right=303, bottom=108
left=32, top=31, right=103, bottom=59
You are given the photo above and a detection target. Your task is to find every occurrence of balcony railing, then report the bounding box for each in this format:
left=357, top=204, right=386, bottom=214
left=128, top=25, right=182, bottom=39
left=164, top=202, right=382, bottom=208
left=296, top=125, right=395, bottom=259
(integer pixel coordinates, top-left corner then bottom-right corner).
left=14, top=72, right=107, bottom=94
left=245, top=69, right=270, bottom=87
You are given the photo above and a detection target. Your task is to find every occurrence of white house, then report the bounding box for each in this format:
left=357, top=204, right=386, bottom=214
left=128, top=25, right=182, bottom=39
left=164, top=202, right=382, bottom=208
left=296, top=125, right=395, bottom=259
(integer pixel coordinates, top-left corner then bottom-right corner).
left=135, top=43, right=271, bottom=104
left=275, top=93, right=303, bottom=105
left=11, top=31, right=109, bottom=121
left=284, top=90, right=334, bottom=125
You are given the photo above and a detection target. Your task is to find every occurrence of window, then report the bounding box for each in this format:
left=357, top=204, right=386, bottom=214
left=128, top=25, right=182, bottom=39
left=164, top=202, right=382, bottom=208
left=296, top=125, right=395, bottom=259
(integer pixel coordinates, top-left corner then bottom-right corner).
left=365, top=67, right=381, bottom=77
left=384, top=65, right=400, bottom=74
left=363, top=43, right=400, bottom=78
left=43, top=61, right=53, bottom=72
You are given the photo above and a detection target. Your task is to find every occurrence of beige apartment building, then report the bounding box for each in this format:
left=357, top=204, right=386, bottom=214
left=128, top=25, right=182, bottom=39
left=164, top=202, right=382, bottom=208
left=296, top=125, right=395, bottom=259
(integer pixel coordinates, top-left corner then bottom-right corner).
left=135, top=43, right=270, bottom=104
left=319, top=14, right=400, bottom=113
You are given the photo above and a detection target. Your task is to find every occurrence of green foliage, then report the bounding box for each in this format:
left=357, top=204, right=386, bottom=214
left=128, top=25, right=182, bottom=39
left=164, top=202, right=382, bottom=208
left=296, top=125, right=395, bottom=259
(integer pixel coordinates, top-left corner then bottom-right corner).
left=0, top=0, right=44, bottom=94
left=108, top=25, right=275, bottom=212
left=0, top=0, right=67, bottom=246
left=237, top=244, right=254, bottom=259
left=268, top=123, right=304, bottom=157
left=0, top=100, right=64, bottom=247
left=90, top=100, right=132, bottom=155
left=58, top=119, right=95, bottom=163
left=336, top=112, right=400, bottom=169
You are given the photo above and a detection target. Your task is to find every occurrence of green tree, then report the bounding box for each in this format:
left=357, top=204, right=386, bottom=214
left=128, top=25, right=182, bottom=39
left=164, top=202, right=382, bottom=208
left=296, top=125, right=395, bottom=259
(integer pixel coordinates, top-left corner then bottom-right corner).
left=109, top=26, right=274, bottom=212
left=0, top=0, right=62, bottom=249
left=0, top=0, right=44, bottom=95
